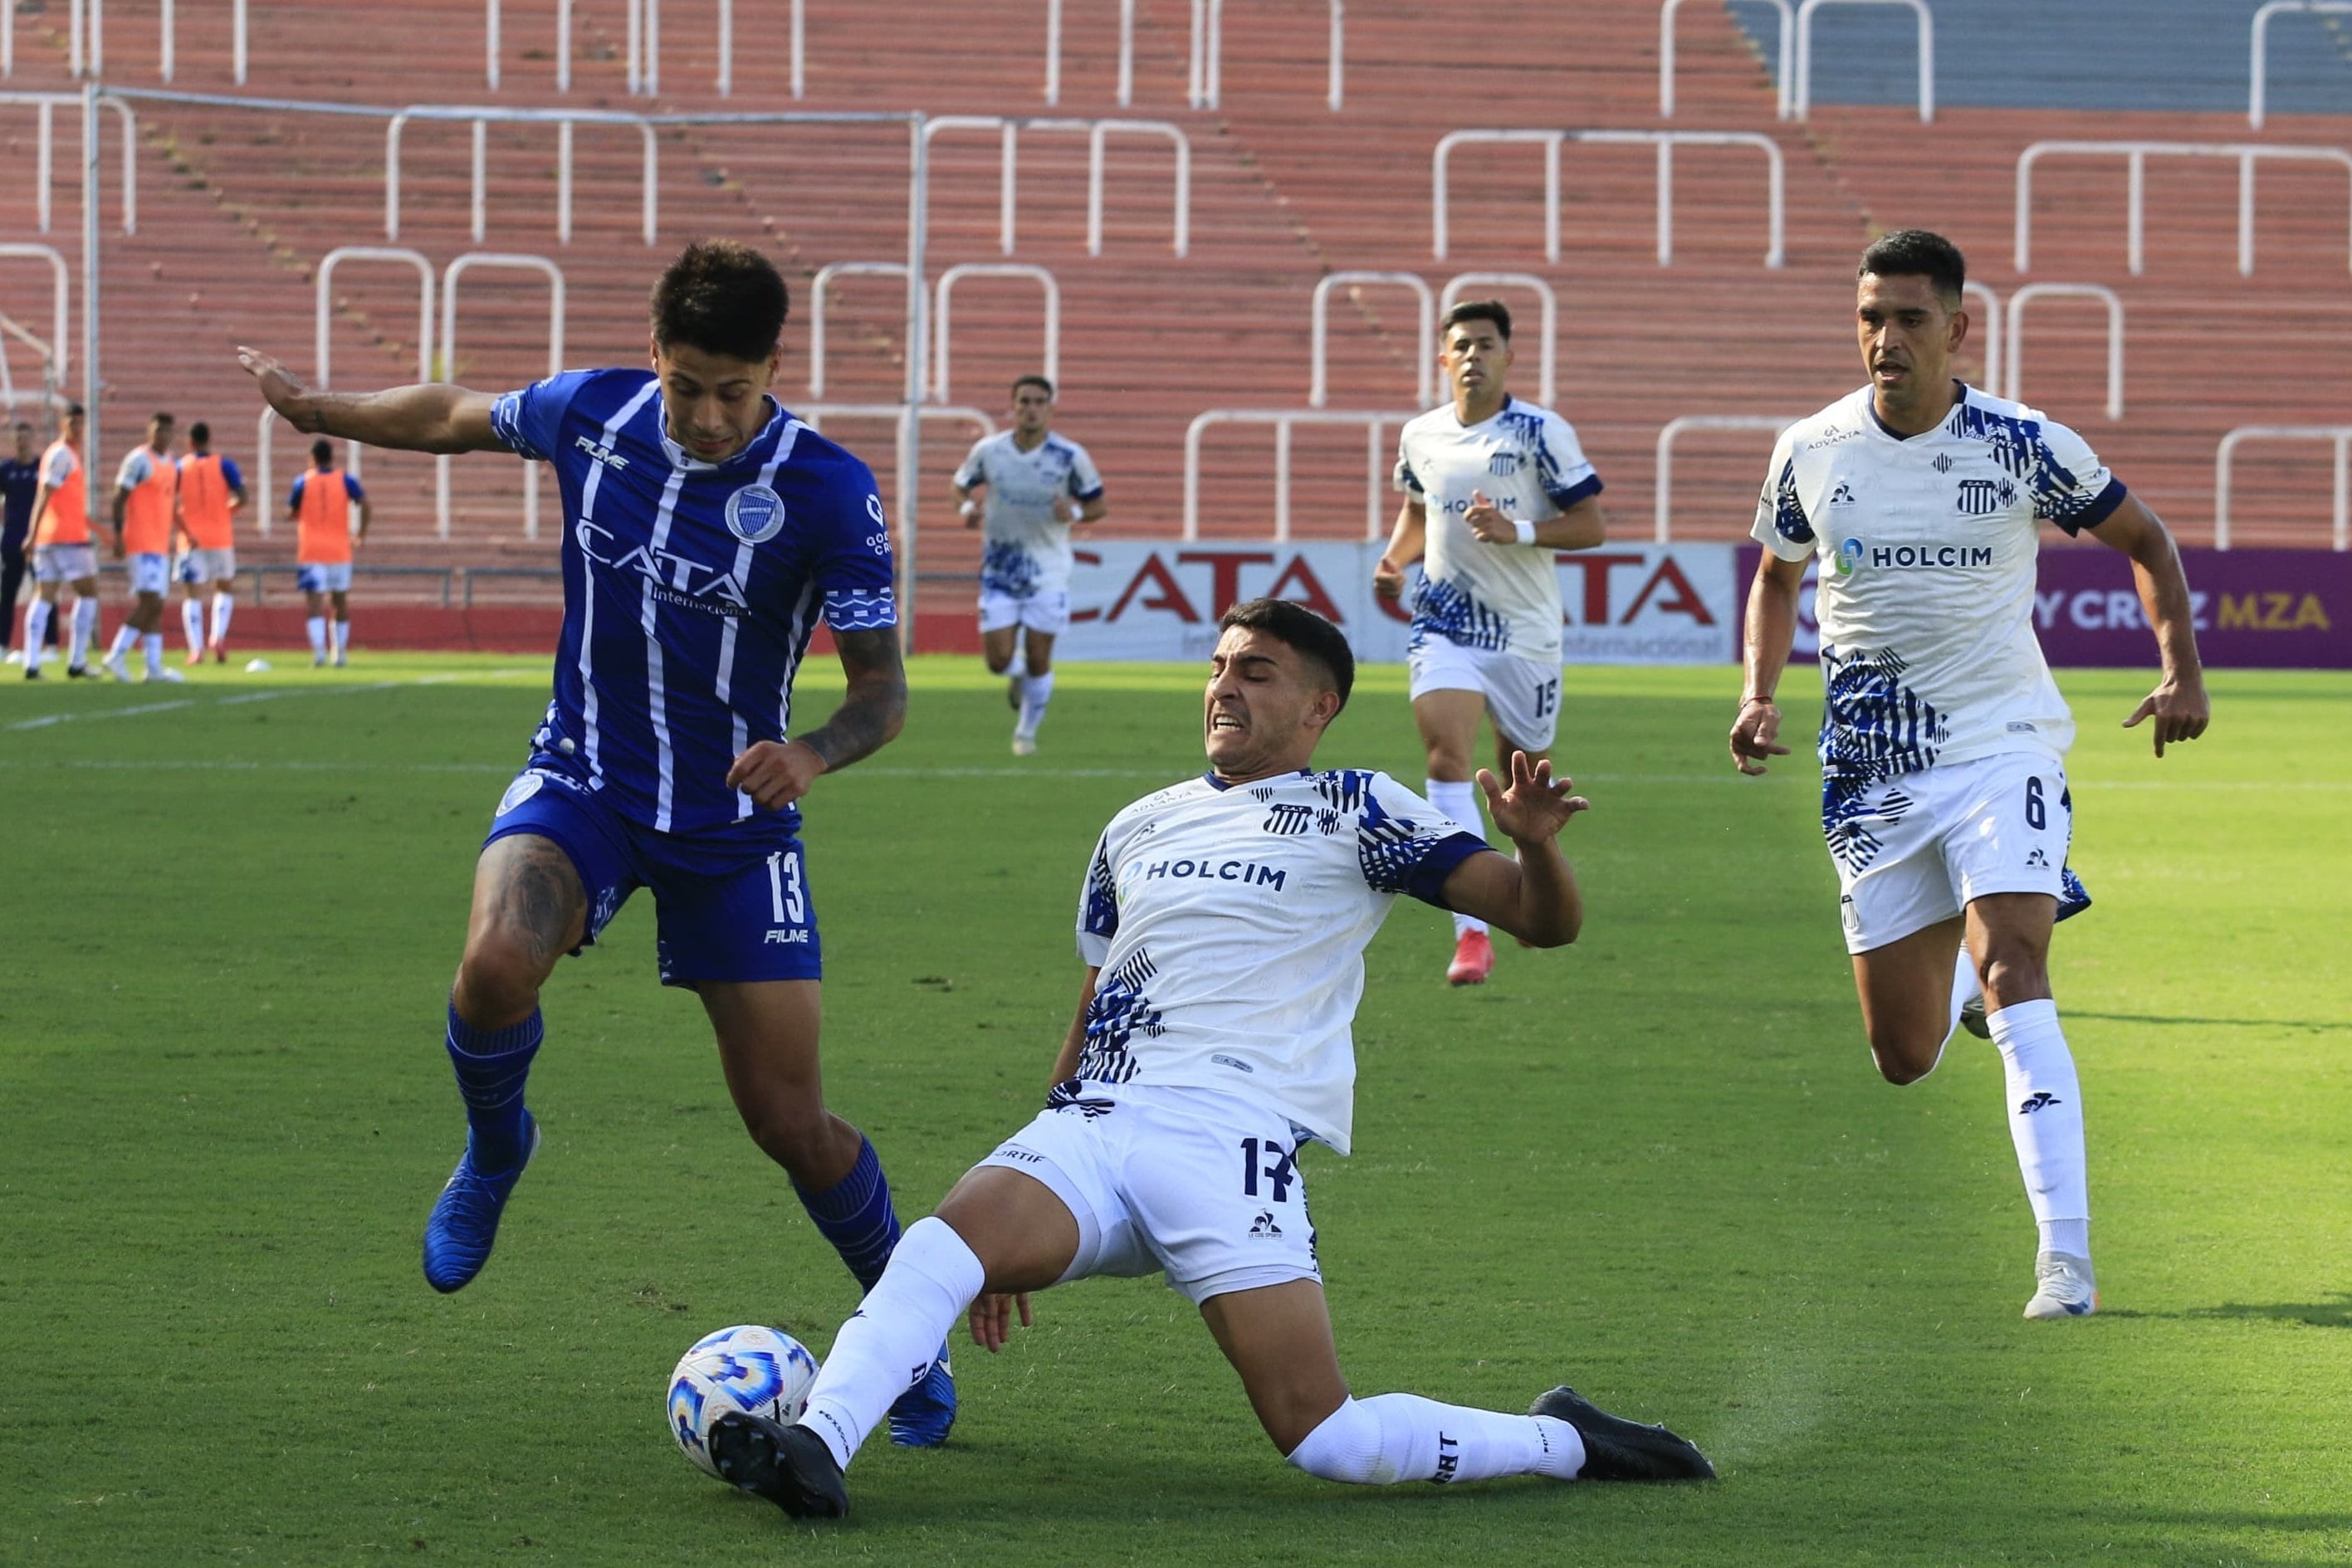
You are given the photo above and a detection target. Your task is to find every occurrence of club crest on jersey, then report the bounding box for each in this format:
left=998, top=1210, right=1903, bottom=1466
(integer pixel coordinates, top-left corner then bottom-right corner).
left=725, top=483, right=787, bottom=544
left=1955, top=477, right=2016, bottom=515
left=1488, top=450, right=1519, bottom=476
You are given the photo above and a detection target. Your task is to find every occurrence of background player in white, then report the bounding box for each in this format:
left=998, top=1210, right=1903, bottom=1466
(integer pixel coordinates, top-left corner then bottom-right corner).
left=1729, top=230, right=2208, bottom=1319
left=102, top=412, right=184, bottom=683
left=1376, top=300, right=1606, bottom=986
left=705, top=598, right=1713, bottom=1519
left=953, top=375, right=1106, bottom=755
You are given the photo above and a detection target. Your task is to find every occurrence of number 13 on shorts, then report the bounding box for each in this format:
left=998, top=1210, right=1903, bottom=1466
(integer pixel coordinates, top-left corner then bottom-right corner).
left=765, top=848, right=807, bottom=925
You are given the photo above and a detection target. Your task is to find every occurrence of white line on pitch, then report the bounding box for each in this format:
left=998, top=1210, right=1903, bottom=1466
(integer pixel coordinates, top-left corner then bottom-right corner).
left=5, top=675, right=457, bottom=730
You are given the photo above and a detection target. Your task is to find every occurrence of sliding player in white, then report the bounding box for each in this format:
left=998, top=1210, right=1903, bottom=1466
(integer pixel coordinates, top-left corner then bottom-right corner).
left=953, top=375, right=1107, bottom=756
left=707, top=598, right=1711, bottom=1517
left=1376, top=300, right=1606, bottom=987
left=1732, top=231, right=2208, bottom=1319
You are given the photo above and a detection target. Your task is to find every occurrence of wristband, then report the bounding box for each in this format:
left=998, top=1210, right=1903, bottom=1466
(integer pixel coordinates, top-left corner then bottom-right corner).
left=1511, top=519, right=1538, bottom=546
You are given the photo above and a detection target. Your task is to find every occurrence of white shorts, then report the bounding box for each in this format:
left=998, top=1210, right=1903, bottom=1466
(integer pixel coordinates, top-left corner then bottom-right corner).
left=978, top=588, right=1070, bottom=637
left=297, top=561, right=354, bottom=593
left=128, top=552, right=171, bottom=595
left=178, top=547, right=237, bottom=585
left=1826, top=750, right=2076, bottom=954
left=32, top=543, right=96, bottom=584
left=1406, top=634, right=1562, bottom=752
left=975, top=1081, right=1323, bottom=1307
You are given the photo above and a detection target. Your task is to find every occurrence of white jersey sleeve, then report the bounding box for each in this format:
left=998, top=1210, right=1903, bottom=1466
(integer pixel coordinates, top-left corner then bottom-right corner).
left=115, top=447, right=154, bottom=491
left=952, top=437, right=989, bottom=492
left=43, top=444, right=77, bottom=487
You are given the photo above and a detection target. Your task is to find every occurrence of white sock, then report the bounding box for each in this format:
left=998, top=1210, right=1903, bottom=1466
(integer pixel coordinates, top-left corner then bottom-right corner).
left=182, top=598, right=205, bottom=655
left=1988, top=999, right=2090, bottom=1258
left=306, top=617, right=327, bottom=657
left=142, top=631, right=164, bottom=674
left=211, top=593, right=233, bottom=647
left=22, top=600, right=50, bottom=669
left=1946, top=947, right=1981, bottom=1042
left=797, top=1216, right=983, bottom=1472
left=70, top=598, right=97, bottom=664
left=1016, top=672, right=1055, bottom=738
left=1004, top=643, right=1029, bottom=680
left=1287, top=1394, right=1586, bottom=1486
left=108, top=623, right=139, bottom=661
left=1424, top=779, right=1489, bottom=937
left=331, top=618, right=350, bottom=657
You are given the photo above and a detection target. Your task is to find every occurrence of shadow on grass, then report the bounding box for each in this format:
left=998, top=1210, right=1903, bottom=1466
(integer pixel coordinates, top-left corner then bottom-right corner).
left=2104, top=1294, right=2352, bottom=1328
left=2070, top=1012, right=2351, bottom=1032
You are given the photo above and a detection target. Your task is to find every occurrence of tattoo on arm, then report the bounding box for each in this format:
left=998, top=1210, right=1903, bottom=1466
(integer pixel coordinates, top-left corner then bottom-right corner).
left=799, top=625, right=908, bottom=771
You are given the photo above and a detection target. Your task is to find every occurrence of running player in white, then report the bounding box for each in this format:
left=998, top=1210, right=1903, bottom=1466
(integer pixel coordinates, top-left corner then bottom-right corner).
left=952, top=375, right=1106, bottom=755
left=1376, top=300, right=1606, bottom=987
left=704, top=598, right=1712, bottom=1518
left=1730, top=230, right=2208, bottom=1320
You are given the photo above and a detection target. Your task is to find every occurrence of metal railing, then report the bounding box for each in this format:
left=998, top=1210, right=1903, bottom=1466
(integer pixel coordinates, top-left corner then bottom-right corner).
left=1045, top=0, right=1137, bottom=107
left=315, top=245, right=435, bottom=480
left=923, top=115, right=1191, bottom=256
left=2250, top=1, right=2352, bottom=129
left=0, top=243, right=70, bottom=384
left=1653, top=414, right=1797, bottom=542
left=2015, top=139, right=2352, bottom=276
left=387, top=106, right=658, bottom=246
left=1183, top=408, right=1420, bottom=541
left=1433, top=128, right=1784, bottom=266
left=46, top=0, right=247, bottom=82
left=1190, top=0, right=1344, bottom=111
left=438, top=252, right=565, bottom=540
left=1961, top=279, right=2002, bottom=398
left=1309, top=272, right=1433, bottom=410
left=462, top=564, right=564, bottom=606
left=807, top=260, right=908, bottom=400
left=932, top=263, right=1059, bottom=402
left=1793, top=0, right=1934, bottom=121
left=2003, top=282, right=2124, bottom=420
left=1439, top=273, right=1557, bottom=408
left=1, top=91, right=136, bottom=234
left=0, top=309, right=66, bottom=414
left=1660, top=0, right=1792, bottom=119
left=2215, top=425, right=2352, bottom=550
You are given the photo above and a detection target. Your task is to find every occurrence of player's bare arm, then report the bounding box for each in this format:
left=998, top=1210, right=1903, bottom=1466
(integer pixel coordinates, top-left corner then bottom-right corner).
left=108, top=483, right=129, bottom=557
left=1730, top=551, right=1807, bottom=774
left=1463, top=489, right=1607, bottom=550
left=725, top=625, right=908, bottom=810
left=1047, top=968, right=1098, bottom=1090
left=236, top=347, right=506, bottom=454
left=1438, top=752, right=1589, bottom=945
left=1374, top=498, right=1425, bottom=599
left=955, top=479, right=985, bottom=526
left=2086, top=494, right=2210, bottom=755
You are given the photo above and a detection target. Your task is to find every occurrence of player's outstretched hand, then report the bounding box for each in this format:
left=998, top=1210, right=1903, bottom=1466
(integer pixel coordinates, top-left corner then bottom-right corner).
left=2122, top=674, right=2210, bottom=758
left=1478, top=751, right=1590, bottom=843
left=1464, top=488, right=1515, bottom=545
left=1729, top=696, right=1789, bottom=775
left=969, top=1291, right=1033, bottom=1354
left=725, top=738, right=829, bottom=811
left=235, top=346, right=325, bottom=432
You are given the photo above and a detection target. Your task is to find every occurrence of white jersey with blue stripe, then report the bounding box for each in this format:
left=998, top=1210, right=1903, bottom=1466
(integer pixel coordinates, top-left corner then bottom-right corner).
left=1753, top=382, right=2127, bottom=808
left=1393, top=396, right=1602, bottom=663
left=491, top=368, right=897, bottom=838
left=953, top=430, right=1105, bottom=598
left=1072, top=768, right=1489, bottom=1155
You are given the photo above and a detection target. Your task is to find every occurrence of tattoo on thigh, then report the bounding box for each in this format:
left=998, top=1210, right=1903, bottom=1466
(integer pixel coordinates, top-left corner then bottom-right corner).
left=496, top=841, right=586, bottom=965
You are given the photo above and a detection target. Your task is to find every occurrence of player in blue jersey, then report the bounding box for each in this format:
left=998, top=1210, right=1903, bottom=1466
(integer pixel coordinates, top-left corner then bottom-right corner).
left=237, top=240, right=956, bottom=1443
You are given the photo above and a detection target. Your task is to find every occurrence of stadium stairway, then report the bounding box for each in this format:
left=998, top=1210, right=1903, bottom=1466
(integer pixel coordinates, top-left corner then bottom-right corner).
left=2, top=2, right=2347, bottom=650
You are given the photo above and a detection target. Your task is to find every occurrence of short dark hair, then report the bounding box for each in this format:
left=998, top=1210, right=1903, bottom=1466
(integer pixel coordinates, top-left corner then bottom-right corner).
left=12, top=421, right=31, bottom=433
left=311, top=437, right=335, bottom=466
left=1218, top=597, right=1354, bottom=713
left=650, top=239, right=790, bottom=362
left=188, top=421, right=210, bottom=443
left=63, top=402, right=84, bottom=418
left=1011, top=374, right=1054, bottom=399
left=1441, top=299, right=1513, bottom=343
left=1858, top=228, right=1966, bottom=309
left=150, top=410, right=174, bottom=426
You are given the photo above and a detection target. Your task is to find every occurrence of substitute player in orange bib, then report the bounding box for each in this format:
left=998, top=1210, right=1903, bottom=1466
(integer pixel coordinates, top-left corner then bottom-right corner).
left=22, top=403, right=100, bottom=680
left=288, top=437, right=369, bottom=667
left=175, top=420, right=247, bottom=664
left=102, top=412, right=184, bottom=683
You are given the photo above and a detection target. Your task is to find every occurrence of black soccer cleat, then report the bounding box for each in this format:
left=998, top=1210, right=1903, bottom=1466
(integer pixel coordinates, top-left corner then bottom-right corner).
left=709, top=1411, right=850, bottom=1520
left=1528, top=1385, right=1715, bottom=1482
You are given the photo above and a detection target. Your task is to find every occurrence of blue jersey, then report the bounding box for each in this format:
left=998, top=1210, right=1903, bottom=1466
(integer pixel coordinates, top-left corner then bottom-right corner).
left=489, top=368, right=897, bottom=838
left=0, top=457, right=37, bottom=551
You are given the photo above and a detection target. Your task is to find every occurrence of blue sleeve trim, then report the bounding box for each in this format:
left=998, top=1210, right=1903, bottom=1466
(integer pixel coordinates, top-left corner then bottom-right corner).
left=220, top=457, right=244, bottom=489
left=343, top=474, right=366, bottom=502
left=1405, top=833, right=1495, bottom=910
left=1071, top=483, right=1106, bottom=503
left=823, top=587, right=898, bottom=632
left=1543, top=472, right=1604, bottom=509
left=286, top=476, right=306, bottom=509
left=2066, top=477, right=2130, bottom=536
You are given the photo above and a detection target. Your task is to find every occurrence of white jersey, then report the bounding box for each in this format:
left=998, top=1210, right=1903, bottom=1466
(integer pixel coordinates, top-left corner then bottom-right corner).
left=115, top=447, right=161, bottom=491
left=1754, top=383, right=2126, bottom=805
left=954, top=430, right=1105, bottom=598
left=1073, top=769, right=1489, bottom=1155
left=1394, top=396, right=1601, bottom=663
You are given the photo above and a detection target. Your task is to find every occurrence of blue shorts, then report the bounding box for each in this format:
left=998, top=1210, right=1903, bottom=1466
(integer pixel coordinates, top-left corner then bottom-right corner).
left=482, top=762, right=821, bottom=987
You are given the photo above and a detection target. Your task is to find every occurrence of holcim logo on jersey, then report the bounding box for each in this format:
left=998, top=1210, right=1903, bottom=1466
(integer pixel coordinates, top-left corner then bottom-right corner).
left=1838, top=537, right=1996, bottom=573
left=574, top=520, right=749, bottom=608
left=1835, top=538, right=1865, bottom=576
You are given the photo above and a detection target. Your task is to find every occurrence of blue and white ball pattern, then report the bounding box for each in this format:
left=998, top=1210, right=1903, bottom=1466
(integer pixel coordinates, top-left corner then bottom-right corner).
left=667, top=1324, right=820, bottom=1480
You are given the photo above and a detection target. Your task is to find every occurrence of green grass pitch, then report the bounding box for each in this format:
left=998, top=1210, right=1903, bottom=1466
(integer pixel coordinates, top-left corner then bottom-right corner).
left=2, top=655, right=2348, bottom=1566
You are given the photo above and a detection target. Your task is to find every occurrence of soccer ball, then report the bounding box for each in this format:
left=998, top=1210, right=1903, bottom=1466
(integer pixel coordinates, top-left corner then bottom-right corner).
left=667, top=1324, right=819, bottom=1480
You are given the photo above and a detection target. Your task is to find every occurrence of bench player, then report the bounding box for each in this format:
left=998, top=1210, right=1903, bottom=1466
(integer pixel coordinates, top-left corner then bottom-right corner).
left=1730, top=230, right=2209, bottom=1318
left=22, top=403, right=100, bottom=680
left=101, top=412, right=185, bottom=683
left=287, top=439, right=369, bottom=667
left=175, top=420, right=247, bottom=664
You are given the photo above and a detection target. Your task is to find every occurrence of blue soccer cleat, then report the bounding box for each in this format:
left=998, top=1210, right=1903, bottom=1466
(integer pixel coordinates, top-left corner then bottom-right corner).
left=886, top=1347, right=956, bottom=1447
left=421, top=1114, right=540, bottom=1294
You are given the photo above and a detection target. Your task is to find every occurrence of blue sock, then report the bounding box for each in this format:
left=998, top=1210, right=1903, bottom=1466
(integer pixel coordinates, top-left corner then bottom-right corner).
left=794, top=1136, right=903, bottom=1290
left=444, top=1003, right=542, bottom=1172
